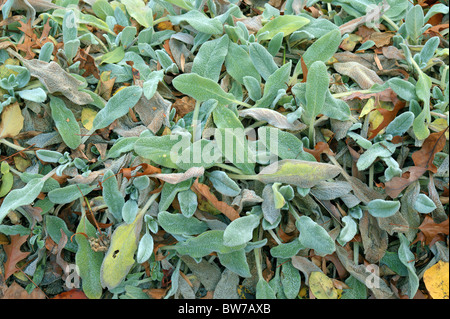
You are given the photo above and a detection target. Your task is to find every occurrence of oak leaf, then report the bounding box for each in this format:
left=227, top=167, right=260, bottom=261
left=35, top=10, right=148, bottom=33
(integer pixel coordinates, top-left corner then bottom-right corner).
left=411, top=128, right=448, bottom=173
left=2, top=235, right=30, bottom=280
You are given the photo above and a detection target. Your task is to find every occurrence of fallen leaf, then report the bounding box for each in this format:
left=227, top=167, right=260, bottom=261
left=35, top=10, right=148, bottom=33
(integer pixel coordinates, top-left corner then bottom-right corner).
left=51, top=289, right=89, bottom=299
left=172, top=96, right=196, bottom=118
left=423, top=261, right=449, bottom=299
left=384, top=166, right=427, bottom=198
left=2, top=235, right=30, bottom=280
left=191, top=178, right=240, bottom=221
left=333, top=61, right=384, bottom=90
left=416, top=216, right=449, bottom=246
left=411, top=128, right=449, bottom=173
left=0, top=102, right=24, bottom=138
left=81, top=108, right=97, bottom=131
left=1, top=281, right=46, bottom=299
left=308, top=271, right=338, bottom=299
left=7, top=48, right=93, bottom=105
left=303, top=141, right=335, bottom=162
left=368, top=100, right=405, bottom=139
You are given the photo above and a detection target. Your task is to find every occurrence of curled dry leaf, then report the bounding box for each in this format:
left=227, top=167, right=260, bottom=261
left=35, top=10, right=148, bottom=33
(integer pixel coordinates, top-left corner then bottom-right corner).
left=333, top=61, right=384, bottom=89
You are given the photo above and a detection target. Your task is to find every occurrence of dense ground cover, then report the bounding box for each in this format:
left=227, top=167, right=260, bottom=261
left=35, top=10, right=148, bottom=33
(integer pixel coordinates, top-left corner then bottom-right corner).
left=0, top=0, right=448, bottom=300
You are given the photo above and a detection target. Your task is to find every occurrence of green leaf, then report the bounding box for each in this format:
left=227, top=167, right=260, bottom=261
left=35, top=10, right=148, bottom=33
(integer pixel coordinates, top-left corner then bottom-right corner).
left=0, top=178, right=45, bottom=224
left=158, top=211, right=208, bottom=237
left=256, top=278, right=276, bottom=299
left=35, top=150, right=63, bottom=163
left=405, top=5, right=424, bottom=43
left=122, top=200, right=138, bottom=224
left=106, top=137, right=139, bottom=159
left=177, top=190, right=198, bottom=218
left=159, top=179, right=192, bottom=212
left=208, top=170, right=241, bottom=197
left=134, top=135, right=183, bottom=169
left=192, top=34, right=229, bottom=82
left=75, top=215, right=104, bottom=299
left=388, top=78, right=418, bottom=101
left=281, top=261, right=301, bottom=299
left=225, top=42, right=261, bottom=85
left=45, top=215, right=77, bottom=253
left=121, top=0, right=153, bottom=28
left=102, top=170, right=125, bottom=222
left=257, top=159, right=342, bottom=188
left=270, top=238, right=304, bottom=258
left=173, top=230, right=246, bottom=258
left=136, top=233, right=154, bottom=264
left=48, top=184, right=96, bottom=205
left=243, top=76, right=262, bottom=101
left=17, top=88, right=47, bottom=103
left=268, top=32, right=284, bottom=56
left=302, top=29, right=341, bottom=68
left=304, top=61, right=329, bottom=123
left=213, top=105, right=255, bottom=174
left=385, top=111, right=414, bottom=137
left=92, top=0, right=114, bottom=20
left=357, top=142, right=396, bottom=171
left=100, top=210, right=145, bottom=289
left=93, top=85, right=143, bottom=130
left=367, top=199, right=401, bottom=218
left=253, top=61, right=291, bottom=108
left=337, top=216, right=357, bottom=246
left=49, top=96, right=81, bottom=149
left=256, top=15, right=310, bottom=41
left=217, top=249, right=251, bottom=278
left=249, top=42, right=278, bottom=81
left=169, top=10, right=223, bottom=34
left=296, top=216, right=336, bottom=257
left=172, top=73, right=237, bottom=106
left=398, top=233, right=419, bottom=299
left=99, top=46, right=125, bottom=65
left=257, top=127, right=315, bottom=161
left=223, top=213, right=261, bottom=247
left=413, top=193, right=436, bottom=214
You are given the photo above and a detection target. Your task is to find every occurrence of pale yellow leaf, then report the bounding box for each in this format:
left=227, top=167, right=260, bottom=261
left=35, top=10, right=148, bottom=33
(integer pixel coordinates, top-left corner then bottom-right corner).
left=424, top=261, right=449, bottom=299
left=81, top=108, right=97, bottom=130
left=0, top=102, right=24, bottom=138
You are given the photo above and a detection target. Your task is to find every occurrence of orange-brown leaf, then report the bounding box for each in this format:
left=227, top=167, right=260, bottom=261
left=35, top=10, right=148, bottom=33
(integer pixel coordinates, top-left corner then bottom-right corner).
left=51, top=289, right=88, bottom=299
left=191, top=179, right=240, bottom=221
left=416, top=216, right=449, bottom=246
left=411, top=128, right=448, bottom=173
left=2, top=235, right=30, bottom=280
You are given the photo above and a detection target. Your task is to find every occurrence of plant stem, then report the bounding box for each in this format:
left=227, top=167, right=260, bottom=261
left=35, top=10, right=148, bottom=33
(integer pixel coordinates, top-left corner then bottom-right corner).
left=138, top=192, right=160, bottom=217
left=0, top=139, right=35, bottom=155
left=381, top=14, right=399, bottom=31
left=216, top=163, right=245, bottom=175
left=153, top=16, right=170, bottom=26
left=288, top=203, right=301, bottom=221
left=353, top=242, right=359, bottom=265
left=191, top=100, right=201, bottom=142
left=267, top=229, right=282, bottom=245
left=253, top=225, right=264, bottom=280
left=226, top=173, right=259, bottom=181
left=308, top=118, right=315, bottom=148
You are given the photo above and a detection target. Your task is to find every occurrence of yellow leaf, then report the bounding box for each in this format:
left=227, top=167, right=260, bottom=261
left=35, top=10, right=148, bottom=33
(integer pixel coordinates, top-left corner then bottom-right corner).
left=359, top=98, right=375, bottom=118
left=81, top=108, right=97, bottom=130
left=424, top=261, right=449, bottom=299
left=0, top=102, right=24, bottom=138
left=13, top=156, right=31, bottom=172
left=430, top=118, right=449, bottom=139
left=308, top=271, right=338, bottom=299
